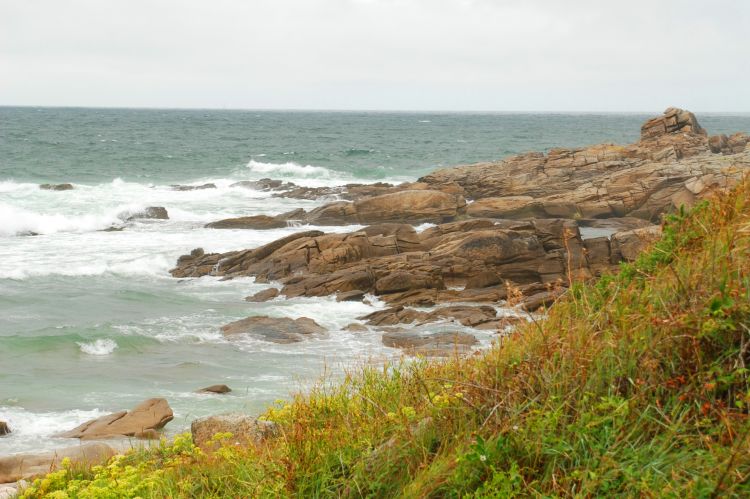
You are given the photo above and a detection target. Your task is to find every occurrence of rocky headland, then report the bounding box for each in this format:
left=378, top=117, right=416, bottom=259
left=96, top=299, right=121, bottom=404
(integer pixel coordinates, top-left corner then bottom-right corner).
left=172, top=108, right=749, bottom=355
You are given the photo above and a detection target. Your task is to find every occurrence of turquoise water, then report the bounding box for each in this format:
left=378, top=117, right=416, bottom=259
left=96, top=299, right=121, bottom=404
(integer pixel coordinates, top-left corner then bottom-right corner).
left=1, top=107, right=748, bottom=454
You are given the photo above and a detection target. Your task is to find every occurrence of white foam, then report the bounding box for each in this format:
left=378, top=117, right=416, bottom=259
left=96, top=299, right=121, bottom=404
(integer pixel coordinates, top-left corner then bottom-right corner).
left=0, top=407, right=109, bottom=455
left=0, top=202, right=135, bottom=237
left=77, top=339, right=118, bottom=355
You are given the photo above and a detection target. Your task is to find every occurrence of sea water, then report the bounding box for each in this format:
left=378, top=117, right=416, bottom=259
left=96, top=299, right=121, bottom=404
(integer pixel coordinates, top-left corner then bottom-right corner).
left=1, top=107, right=748, bottom=454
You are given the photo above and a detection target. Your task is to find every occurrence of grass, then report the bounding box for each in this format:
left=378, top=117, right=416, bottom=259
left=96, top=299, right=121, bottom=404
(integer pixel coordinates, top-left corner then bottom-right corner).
left=20, top=179, right=750, bottom=498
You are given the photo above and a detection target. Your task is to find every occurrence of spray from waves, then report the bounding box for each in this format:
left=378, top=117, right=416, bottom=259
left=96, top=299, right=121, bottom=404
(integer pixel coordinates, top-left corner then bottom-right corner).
left=77, top=338, right=118, bottom=355
left=0, top=202, right=139, bottom=236
left=246, top=160, right=337, bottom=180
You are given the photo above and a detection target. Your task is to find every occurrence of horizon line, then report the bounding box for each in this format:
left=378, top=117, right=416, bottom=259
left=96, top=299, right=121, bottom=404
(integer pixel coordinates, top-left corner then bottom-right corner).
left=2, top=104, right=750, bottom=115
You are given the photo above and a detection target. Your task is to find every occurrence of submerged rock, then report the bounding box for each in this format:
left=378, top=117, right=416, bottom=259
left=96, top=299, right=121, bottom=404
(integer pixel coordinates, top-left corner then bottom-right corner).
left=230, top=178, right=296, bottom=191
left=191, top=414, right=277, bottom=450
left=197, top=384, right=232, bottom=394
left=221, top=316, right=326, bottom=343
left=171, top=183, right=216, bottom=191
left=126, top=206, right=169, bottom=221
left=39, top=183, right=74, bottom=191
left=56, top=398, right=173, bottom=440
left=0, top=443, right=116, bottom=483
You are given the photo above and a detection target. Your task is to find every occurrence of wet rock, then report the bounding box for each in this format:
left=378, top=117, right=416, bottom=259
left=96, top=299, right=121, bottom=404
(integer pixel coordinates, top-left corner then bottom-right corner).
left=191, top=413, right=277, bottom=450
left=197, top=384, right=232, bottom=394
left=344, top=323, right=368, bottom=332
left=126, top=206, right=169, bottom=220
left=0, top=421, right=9, bottom=436
left=171, top=183, right=216, bottom=191
left=0, top=443, right=116, bottom=483
left=336, top=289, right=366, bottom=302
left=381, top=330, right=477, bottom=357
left=245, top=288, right=280, bottom=302
left=39, top=183, right=74, bottom=191
left=221, top=316, right=326, bottom=343
left=56, top=398, right=173, bottom=440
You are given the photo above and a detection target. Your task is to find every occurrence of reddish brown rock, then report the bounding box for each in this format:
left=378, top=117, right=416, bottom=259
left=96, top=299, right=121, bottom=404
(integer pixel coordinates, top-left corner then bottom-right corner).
left=245, top=288, right=280, bottom=302
left=57, top=398, right=173, bottom=440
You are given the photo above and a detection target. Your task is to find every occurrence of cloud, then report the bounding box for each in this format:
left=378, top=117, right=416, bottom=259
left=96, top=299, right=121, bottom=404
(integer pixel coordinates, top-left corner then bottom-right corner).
left=1, top=0, right=748, bottom=110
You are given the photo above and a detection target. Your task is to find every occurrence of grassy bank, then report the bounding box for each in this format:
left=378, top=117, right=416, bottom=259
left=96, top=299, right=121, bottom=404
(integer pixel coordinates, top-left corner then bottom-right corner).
left=22, top=180, right=750, bottom=497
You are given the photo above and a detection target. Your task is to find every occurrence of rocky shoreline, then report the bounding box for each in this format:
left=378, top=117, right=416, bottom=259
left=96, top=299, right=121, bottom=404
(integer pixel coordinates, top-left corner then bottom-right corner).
left=3, top=108, right=749, bottom=488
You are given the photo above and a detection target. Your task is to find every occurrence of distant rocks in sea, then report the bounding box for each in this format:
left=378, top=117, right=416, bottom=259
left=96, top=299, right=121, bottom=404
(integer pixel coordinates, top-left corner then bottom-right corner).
left=197, top=384, right=232, bottom=394
left=39, top=183, right=74, bottom=191
left=125, top=206, right=169, bottom=221
left=170, top=183, right=216, bottom=191
left=56, top=398, right=173, bottom=440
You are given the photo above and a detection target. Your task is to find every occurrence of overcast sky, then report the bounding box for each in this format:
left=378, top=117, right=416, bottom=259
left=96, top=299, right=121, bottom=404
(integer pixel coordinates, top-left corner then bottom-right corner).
left=1, top=0, right=748, bottom=111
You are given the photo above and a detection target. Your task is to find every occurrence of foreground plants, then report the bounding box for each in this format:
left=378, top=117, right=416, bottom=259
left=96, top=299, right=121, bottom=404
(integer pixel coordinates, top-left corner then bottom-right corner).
left=21, top=180, right=750, bottom=497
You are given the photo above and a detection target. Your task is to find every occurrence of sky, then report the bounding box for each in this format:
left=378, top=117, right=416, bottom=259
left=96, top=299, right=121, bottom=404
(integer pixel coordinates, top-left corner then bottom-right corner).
left=1, top=0, right=748, bottom=112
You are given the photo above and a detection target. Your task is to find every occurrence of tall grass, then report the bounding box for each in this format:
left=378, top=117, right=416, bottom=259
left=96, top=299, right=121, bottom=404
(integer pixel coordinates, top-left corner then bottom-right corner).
left=22, top=180, right=750, bottom=498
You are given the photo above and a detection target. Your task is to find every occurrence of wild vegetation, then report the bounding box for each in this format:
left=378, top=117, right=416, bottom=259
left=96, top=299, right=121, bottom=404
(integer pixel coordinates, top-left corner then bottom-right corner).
left=21, top=179, right=750, bottom=497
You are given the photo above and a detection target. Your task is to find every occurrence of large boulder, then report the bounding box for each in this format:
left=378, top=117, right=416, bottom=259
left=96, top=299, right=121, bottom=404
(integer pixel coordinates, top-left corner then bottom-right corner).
left=0, top=443, right=116, bottom=483
left=640, top=107, right=705, bottom=140
left=220, top=316, right=326, bottom=343
left=0, top=421, right=9, bottom=436
left=56, top=398, right=173, bottom=440
left=191, top=414, right=277, bottom=450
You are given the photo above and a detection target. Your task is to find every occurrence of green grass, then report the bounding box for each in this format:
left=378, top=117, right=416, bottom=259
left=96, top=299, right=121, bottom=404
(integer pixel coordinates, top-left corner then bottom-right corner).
left=21, top=180, right=750, bottom=498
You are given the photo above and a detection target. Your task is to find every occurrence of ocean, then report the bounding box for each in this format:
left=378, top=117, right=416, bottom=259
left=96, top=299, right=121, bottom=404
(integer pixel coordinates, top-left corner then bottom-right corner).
left=1, top=107, right=749, bottom=455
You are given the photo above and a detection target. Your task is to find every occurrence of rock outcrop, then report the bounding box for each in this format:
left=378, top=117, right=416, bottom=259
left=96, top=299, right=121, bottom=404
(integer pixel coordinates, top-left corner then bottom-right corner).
left=170, top=108, right=749, bottom=333
left=381, top=330, right=478, bottom=357
left=419, top=108, right=748, bottom=222
left=56, top=398, right=173, bottom=440
left=221, top=316, right=326, bottom=343
left=0, top=422, right=9, bottom=436
left=191, top=414, right=277, bottom=450
left=0, top=443, right=115, bottom=484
